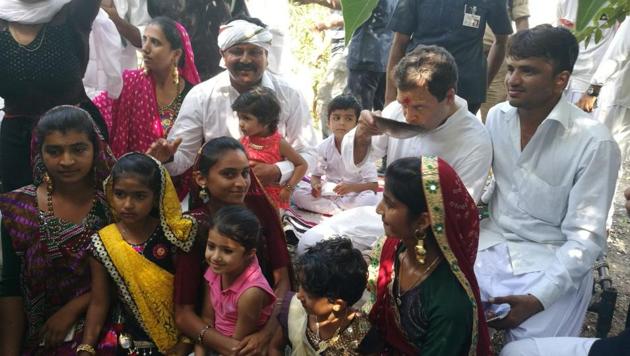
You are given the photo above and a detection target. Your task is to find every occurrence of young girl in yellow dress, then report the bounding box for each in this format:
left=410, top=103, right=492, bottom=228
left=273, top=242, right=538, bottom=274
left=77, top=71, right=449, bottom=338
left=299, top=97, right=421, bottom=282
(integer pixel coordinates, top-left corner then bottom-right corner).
left=78, top=153, right=197, bottom=356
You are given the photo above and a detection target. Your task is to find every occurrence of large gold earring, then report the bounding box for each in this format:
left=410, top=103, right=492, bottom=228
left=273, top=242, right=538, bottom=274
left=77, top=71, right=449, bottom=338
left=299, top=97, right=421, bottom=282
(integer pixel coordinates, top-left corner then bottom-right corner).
left=44, top=172, right=53, bottom=191
left=199, top=185, right=209, bottom=203
left=414, top=228, right=427, bottom=265
left=172, top=64, right=179, bottom=86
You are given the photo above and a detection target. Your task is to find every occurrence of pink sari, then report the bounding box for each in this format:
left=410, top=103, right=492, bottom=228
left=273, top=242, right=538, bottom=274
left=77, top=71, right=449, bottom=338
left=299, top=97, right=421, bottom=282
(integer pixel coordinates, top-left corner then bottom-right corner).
left=93, top=22, right=200, bottom=198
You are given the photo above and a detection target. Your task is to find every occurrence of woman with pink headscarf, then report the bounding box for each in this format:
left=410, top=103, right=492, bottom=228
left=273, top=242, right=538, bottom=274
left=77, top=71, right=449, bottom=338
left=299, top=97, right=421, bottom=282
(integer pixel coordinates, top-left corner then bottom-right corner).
left=93, top=16, right=200, bottom=198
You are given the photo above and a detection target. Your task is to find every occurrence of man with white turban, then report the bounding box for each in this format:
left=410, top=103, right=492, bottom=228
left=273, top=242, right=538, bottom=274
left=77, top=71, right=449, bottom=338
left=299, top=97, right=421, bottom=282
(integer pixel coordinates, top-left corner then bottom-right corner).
left=149, top=17, right=317, bottom=186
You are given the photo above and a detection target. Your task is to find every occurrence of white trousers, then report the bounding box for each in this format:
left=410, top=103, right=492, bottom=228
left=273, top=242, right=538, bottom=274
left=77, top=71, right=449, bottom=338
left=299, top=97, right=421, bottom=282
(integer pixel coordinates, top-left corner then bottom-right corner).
left=296, top=206, right=384, bottom=255
left=475, top=243, right=594, bottom=342
left=292, top=183, right=379, bottom=215
left=500, top=337, right=597, bottom=356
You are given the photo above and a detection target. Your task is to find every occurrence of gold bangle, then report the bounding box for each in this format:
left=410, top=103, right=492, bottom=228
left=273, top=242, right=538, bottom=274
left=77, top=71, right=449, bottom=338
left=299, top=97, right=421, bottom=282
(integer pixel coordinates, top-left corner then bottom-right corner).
left=76, top=344, right=96, bottom=355
left=284, top=184, right=295, bottom=192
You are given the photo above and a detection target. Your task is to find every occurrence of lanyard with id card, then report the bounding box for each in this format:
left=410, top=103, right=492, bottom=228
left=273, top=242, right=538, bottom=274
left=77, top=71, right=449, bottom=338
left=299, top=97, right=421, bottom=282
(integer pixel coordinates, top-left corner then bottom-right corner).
left=463, top=4, right=481, bottom=29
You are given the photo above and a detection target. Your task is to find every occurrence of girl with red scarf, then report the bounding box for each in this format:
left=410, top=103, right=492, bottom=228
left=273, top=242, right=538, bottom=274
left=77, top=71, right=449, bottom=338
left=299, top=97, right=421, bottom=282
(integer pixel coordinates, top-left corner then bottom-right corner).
left=361, top=156, right=491, bottom=355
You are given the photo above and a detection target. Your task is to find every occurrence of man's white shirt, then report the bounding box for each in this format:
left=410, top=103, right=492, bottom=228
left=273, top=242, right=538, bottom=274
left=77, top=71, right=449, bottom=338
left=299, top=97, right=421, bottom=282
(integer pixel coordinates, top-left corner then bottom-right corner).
left=481, top=98, right=621, bottom=309
left=166, top=70, right=318, bottom=181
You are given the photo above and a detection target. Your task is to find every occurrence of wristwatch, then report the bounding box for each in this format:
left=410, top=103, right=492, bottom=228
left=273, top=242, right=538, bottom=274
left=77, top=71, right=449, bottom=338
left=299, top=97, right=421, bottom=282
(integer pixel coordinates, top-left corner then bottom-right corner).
left=587, top=85, right=600, bottom=97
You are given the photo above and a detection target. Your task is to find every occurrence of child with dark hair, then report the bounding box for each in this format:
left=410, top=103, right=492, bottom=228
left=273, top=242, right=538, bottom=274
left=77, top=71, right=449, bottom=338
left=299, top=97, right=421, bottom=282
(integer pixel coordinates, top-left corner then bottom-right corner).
left=270, top=237, right=371, bottom=355
left=233, top=87, right=308, bottom=210
left=293, top=95, right=378, bottom=214
left=195, top=205, right=276, bottom=355
left=81, top=152, right=197, bottom=355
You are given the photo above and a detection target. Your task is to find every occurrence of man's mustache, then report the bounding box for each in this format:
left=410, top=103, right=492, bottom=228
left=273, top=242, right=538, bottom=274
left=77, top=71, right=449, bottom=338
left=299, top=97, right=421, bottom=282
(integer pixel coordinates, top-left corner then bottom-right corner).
left=234, top=63, right=257, bottom=71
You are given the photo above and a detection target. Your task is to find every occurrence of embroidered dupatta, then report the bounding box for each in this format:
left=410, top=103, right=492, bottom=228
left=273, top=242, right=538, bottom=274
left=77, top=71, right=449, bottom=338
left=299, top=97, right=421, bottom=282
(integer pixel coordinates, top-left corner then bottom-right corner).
left=367, top=156, right=491, bottom=355
left=91, top=153, right=197, bottom=353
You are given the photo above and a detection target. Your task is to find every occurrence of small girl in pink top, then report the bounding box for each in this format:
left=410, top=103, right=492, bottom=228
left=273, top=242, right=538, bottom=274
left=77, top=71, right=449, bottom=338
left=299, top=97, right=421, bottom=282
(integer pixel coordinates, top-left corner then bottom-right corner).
left=195, top=205, right=276, bottom=355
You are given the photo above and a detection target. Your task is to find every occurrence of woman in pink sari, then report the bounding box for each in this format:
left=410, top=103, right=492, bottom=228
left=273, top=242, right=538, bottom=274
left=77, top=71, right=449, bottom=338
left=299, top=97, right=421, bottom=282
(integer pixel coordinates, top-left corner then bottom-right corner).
left=94, top=16, right=200, bottom=198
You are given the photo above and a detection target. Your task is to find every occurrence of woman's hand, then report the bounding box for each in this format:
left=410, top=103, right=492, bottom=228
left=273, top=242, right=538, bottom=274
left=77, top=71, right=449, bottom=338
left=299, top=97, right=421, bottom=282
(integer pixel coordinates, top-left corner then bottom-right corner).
left=40, top=307, right=77, bottom=347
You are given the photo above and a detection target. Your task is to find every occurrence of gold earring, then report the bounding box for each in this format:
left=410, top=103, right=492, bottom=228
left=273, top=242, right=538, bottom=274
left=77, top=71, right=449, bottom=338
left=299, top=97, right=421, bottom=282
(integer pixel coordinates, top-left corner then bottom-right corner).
left=44, top=172, right=53, bottom=191
left=414, top=228, right=427, bottom=265
left=199, top=186, right=209, bottom=203
left=172, top=64, right=179, bottom=86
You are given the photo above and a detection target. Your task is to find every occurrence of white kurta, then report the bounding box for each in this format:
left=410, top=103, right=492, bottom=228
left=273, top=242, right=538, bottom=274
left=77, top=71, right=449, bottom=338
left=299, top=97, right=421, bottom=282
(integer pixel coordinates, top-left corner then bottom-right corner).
left=293, top=135, right=378, bottom=214
left=296, top=96, right=492, bottom=254
left=476, top=98, right=620, bottom=340
left=591, top=19, right=630, bottom=160
left=83, top=9, right=124, bottom=99
left=166, top=70, right=318, bottom=182
left=500, top=337, right=597, bottom=356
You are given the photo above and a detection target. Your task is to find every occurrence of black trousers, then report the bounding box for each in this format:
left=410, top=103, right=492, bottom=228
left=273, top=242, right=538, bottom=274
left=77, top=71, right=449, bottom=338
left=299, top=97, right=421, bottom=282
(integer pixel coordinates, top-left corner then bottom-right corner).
left=345, top=70, right=386, bottom=111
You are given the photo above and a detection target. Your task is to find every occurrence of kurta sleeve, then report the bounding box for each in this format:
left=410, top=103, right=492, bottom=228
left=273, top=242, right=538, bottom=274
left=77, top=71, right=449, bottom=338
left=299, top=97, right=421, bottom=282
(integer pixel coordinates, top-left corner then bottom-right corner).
left=167, top=86, right=207, bottom=176
left=528, top=139, right=620, bottom=309
left=276, top=87, right=318, bottom=184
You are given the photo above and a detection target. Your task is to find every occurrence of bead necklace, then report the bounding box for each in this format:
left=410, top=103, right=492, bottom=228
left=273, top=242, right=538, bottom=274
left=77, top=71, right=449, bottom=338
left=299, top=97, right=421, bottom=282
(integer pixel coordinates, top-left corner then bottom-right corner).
left=41, top=174, right=99, bottom=254
left=305, top=310, right=353, bottom=352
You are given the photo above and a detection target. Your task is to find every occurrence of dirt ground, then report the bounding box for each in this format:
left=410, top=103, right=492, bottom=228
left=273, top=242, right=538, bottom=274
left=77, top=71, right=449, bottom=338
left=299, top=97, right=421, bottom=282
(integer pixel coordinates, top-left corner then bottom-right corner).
left=582, top=162, right=630, bottom=338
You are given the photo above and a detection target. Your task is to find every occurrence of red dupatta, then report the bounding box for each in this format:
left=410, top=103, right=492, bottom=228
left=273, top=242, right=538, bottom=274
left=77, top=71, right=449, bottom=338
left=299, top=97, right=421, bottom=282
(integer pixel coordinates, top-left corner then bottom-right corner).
left=367, top=156, right=490, bottom=355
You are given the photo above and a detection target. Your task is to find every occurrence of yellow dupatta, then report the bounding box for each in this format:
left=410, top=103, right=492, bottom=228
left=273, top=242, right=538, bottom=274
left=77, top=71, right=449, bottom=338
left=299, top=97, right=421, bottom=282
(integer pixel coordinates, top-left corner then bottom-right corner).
left=92, top=153, right=198, bottom=353
left=98, top=224, right=178, bottom=352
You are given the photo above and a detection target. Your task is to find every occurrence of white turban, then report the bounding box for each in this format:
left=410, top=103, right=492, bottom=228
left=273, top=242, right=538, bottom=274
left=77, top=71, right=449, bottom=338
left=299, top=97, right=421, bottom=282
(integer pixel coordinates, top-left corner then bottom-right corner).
left=217, top=19, right=273, bottom=52
left=0, top=0, right=72, bottom=24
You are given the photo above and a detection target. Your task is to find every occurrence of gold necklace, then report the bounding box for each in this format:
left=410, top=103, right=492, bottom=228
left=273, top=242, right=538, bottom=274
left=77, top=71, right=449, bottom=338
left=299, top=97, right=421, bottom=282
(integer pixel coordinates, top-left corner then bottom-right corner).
left=306, top=310, right=350, bottom=352
left=396, top=254, right=442, bottom=306
left=117, top=223, right=153, bottom=249
left=9, top=24, right=47, bottom=52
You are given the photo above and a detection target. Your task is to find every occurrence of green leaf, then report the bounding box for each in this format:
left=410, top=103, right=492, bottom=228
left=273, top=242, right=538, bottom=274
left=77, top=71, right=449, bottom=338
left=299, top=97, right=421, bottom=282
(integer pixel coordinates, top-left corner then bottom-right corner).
left=576, top=0, right=608, bottom=31
left=340, top=0, right=379, bottom=45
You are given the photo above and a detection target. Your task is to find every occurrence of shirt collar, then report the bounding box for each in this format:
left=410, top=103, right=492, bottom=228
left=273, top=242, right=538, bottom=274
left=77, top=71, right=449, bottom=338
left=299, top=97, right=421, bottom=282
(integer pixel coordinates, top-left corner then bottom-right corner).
left=500, top=97, right=571, bottom=129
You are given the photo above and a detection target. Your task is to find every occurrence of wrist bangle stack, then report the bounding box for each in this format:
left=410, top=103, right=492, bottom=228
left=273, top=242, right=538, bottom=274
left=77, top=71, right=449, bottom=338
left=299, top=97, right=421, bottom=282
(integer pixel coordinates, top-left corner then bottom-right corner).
left=197, top=324, right=211, bottom=344
left=284, top=183, right=295, bottom=192
left=76, top=344, right=96, bottom=355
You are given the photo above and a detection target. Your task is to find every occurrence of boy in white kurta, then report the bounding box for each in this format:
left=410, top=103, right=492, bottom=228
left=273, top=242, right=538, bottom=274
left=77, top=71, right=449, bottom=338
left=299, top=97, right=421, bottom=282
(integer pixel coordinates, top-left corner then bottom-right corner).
left=293, top=95, right=378, bottom=214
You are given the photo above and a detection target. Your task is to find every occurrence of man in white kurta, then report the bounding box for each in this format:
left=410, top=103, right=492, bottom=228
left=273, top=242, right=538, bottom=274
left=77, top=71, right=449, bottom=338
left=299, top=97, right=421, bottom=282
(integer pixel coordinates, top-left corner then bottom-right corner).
left=296, top=45, right=492, bottom=254
left=475, top=25, right=621, bottom=342
left=160, top=19, right=317, bottom=183
left=293, top=134, right=379, bottom=215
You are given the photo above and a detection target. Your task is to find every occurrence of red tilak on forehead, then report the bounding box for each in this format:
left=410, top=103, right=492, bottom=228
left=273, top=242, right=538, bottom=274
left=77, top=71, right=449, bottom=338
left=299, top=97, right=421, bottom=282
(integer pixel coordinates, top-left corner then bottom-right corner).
left=402, top=97, right=411, bottom=105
